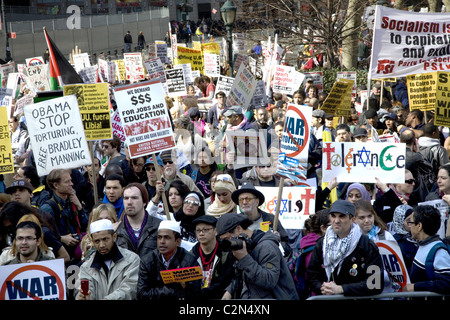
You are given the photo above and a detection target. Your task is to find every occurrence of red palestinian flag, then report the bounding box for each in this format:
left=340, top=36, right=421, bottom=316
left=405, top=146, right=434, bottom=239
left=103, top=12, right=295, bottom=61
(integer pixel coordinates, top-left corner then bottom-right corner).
left=43, top=27, right=83, bottom=89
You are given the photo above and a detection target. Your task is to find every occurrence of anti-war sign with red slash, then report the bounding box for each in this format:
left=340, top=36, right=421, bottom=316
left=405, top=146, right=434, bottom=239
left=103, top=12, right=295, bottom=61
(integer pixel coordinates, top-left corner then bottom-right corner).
left=276, top=104, right=312, bottom=186
left=113, top=80, right=176, bottom=158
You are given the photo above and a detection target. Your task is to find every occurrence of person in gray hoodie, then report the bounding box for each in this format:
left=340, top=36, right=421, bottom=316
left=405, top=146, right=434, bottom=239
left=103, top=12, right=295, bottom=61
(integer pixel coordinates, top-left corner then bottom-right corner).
left=417, top=123, right=449, bottom=177
left=217, top=213, right=299, bottom=300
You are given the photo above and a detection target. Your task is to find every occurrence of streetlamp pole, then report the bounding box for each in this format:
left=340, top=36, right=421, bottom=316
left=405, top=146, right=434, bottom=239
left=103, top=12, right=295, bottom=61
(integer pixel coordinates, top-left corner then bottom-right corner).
left=1, top=0, right=11, bottom=62
left=220, top=0, right=236, bottom=77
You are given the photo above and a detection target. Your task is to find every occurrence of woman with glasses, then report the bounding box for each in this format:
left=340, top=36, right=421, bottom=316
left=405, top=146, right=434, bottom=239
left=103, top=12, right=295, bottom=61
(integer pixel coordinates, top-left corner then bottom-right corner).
left=373, top=169, right=418, bottom=224
left=175, top=191, right=206, bottom=249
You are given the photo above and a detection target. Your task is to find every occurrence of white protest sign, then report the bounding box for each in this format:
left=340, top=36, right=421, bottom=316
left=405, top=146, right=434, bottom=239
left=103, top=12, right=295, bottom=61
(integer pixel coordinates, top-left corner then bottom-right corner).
left=25, top=56, right=45, bottom=67
left=255, top=186, right=316, bottom=230
left=277, top=104, right=312, bottom=185
left=322, top=142, right=406, bottom=183
left=174, top=63, right=193, bottom=86
left=98, top=58, right=116, bottom=84
left=23, top=64, right=51, bottom=92
left=72, top=53, right=91, bottom=73
left=376, top=240, right=411, bottom=292
left=417, top=199, right=449, bottom=239
left=369, top=5, right=450, bottom=78
left=250, top=80, right=268, bottom=108
left=165, top=68, right=187, bottom=97
left=155, top=42, right=168, bottom=64
left=225, top=130, right=270, bottom=167
left=113, top=80, right=176, bottom=158
left=273, top=65, right=305, bottom=96
left=203, top=53, right=220, bottom=77
left=124, top=52, right=145, bottom=82
left=144, top=58, right=166, bottom=83
left=0, top=259, right=66, bottom=300
left=24, top=95, right=92, bottom=176
left=226, top=64, right=257, bottom=111
left=215, top=75, right=234, bottom=96
left=304, top=71, right=324, bottom=92
left=111, top=110, right=126, bottom=143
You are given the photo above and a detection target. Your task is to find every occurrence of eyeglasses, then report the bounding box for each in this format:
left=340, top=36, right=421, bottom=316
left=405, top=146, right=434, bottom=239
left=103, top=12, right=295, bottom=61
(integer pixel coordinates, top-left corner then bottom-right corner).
left=163, top=160, right=174, bottom=165
left=102, top=145, right=110, bottom=149
left=238, top=196, right=256, bottom=204
left=195, top=227, right=214, bottom=234
left=16, top=236, right=37, bottom=242
left=215, top=175, right=232, bottom=182
left=405, top=179, right=416, bottom=184
left=184, top=199, right=200, bottom=206
left=145, top=166, right=156, bottom=172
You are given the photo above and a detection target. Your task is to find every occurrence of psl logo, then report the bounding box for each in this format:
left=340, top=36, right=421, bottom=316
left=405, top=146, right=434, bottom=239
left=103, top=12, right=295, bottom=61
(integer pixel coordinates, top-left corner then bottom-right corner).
left=376, top=59, right=395, bottom=74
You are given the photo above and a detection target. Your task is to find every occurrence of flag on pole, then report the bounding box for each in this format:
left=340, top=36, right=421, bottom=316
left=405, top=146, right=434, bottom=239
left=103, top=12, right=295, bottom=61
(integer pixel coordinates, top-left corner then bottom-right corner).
left=43, top=27, right=83, bottom=88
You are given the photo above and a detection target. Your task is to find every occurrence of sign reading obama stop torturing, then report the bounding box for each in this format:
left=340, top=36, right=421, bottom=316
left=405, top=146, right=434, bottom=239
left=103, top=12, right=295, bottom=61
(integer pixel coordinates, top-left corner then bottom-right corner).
left=322, top=142, right=406, bottom=184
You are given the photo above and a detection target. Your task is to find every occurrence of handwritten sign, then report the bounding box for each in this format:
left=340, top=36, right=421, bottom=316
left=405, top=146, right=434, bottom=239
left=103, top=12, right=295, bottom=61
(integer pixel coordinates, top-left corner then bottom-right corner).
left=160, top=266, right=203, bottom=284
left=24, top=95, right=92, bottom=176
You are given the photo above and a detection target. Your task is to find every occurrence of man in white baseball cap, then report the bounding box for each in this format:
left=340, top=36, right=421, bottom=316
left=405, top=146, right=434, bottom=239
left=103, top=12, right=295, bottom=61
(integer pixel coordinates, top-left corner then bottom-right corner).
left=76, top=219, right=140, bottom=300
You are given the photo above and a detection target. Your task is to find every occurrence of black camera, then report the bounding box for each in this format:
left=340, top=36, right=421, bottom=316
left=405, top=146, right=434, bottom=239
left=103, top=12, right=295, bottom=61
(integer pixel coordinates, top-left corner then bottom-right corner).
left=221, top=234, right=252, bottom=251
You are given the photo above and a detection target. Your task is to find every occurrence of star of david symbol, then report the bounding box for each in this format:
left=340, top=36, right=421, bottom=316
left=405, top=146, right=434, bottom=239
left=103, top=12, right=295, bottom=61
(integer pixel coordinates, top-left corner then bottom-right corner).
left=274, top=199, right=289, bottom=215
left=357, top=146, right=371, bottom=167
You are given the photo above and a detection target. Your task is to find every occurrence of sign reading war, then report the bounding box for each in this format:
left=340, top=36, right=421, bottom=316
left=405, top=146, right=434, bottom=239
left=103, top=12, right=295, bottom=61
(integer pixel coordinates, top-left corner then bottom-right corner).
left=113, top=80, right=176, bottom=158
left=24, top=95, right=92, bottom=176
left=322, top=142, right=406, bottom=184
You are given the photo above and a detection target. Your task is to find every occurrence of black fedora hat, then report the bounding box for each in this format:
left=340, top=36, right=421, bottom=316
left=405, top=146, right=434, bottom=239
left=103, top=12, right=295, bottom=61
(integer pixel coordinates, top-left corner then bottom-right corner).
left=231, top=182, right=265, bottom=206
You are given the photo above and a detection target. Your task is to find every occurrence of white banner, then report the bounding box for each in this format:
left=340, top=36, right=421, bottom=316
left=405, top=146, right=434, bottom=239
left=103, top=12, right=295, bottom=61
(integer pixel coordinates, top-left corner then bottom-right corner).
left=369, top=5, right=450, bottom=78
left=24, top=95, right=92, bottom=176
left=376, top=240, right=411, bottom=292
left=255, top=187, right=316, bottom=230
left=225, top=64, right=257, bottom=111
left=113, top=81, right=176, bottom=158
left=322, top=142, right=406, bottom=183
left=0, top=259, right=66, bottom=300
left=273, top=65, right=305, bottom=96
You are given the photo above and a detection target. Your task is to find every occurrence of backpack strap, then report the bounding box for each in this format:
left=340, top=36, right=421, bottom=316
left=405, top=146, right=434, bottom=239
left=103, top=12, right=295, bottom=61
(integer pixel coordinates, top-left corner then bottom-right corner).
left=425, top=242, right=449, bottom=280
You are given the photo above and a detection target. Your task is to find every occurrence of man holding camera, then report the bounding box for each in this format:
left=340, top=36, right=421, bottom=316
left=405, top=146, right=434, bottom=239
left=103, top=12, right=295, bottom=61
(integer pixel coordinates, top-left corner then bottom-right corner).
left=217, top=213, right=298, bottom=300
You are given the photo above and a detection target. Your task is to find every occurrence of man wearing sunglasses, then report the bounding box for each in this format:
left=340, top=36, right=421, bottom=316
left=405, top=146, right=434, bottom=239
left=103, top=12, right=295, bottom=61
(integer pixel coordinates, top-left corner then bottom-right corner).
left=159, top=150, right=201, bottom=194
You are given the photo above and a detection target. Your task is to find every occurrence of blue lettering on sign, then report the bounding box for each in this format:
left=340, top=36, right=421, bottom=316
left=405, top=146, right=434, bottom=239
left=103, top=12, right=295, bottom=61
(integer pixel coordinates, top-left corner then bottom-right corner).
left=6, top=276, right=58, bottom=299
left=382, top=254, right=401, bottom=273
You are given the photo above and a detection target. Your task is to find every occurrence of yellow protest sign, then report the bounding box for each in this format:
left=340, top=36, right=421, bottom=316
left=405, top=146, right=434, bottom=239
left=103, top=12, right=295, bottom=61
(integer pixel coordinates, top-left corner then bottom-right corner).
left=435, top=72, right=450, bottom=127
left=160, top=266, right=203, bottom=284
left=0, top=107, right=14, bottom=174
left=175, top=46, right=204, bottom=74
left=406, top=72, right=437, bottom=111
left=113, top=60, right=126, bottom=82
left=63, top=83, right=112, bottom=141
left=201, top=42, right=221, bottom=55
left=320, top=78, right=354, bottom=117
left=192, top=41, right=202, bottom=51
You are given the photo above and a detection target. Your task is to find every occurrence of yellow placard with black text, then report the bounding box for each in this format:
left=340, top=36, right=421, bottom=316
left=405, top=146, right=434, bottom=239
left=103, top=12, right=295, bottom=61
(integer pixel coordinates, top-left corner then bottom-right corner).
left=0, top=107, right=14, bottom=174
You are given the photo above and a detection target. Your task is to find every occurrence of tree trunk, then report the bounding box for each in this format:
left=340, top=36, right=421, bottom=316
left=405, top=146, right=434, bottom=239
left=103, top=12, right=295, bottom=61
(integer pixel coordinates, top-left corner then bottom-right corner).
left=341, top=0, right=361, bottom=69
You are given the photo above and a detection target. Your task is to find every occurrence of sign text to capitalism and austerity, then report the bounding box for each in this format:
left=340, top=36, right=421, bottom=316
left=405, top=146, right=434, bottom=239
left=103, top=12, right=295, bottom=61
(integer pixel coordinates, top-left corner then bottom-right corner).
left=113, top=81, right=176, bottom=158
left=370, top=6, right=450, bottom=78
left=322, top=142, right=406, bottom=183
left=24, top=95, right=92, bottom=176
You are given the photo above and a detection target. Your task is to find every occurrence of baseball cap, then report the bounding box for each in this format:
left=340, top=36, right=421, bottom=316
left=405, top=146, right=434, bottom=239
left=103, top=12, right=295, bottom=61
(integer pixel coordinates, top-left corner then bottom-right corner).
left=5, top=180, right=33, bottom=194
left=216, top=213, right=252, bottom=236
left=330, top=200, right=356, bottom=217
left=223, top=106, right=243, bottom=117
left=353, top=127, right=368, bottom=138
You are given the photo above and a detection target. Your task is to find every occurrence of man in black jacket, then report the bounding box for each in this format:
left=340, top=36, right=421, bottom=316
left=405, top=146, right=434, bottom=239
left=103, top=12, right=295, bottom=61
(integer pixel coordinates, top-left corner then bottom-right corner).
left=137, top=220, right=201, bottom=300
left=307, top=200, right=384, bottom=297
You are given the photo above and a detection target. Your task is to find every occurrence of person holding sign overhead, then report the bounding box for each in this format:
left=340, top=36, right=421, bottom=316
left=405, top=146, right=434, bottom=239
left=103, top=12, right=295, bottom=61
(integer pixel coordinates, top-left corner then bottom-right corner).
left=137, top=220, right=201, bottom=300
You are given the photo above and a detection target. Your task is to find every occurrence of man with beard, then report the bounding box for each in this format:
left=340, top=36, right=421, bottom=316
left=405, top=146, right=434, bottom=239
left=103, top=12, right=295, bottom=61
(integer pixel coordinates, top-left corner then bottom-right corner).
left=115, top=182, right=162, bottom=258
left=76, top=219, right=140, bottom=300
left=230, top=183, right=291, bottom=257
left=159, top=150, right=201, bottom=194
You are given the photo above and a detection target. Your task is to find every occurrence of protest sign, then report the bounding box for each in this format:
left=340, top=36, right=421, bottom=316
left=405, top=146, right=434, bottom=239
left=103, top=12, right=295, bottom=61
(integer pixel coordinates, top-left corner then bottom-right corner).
left=25, top=56, right=45, bottom=67
left=160, top=266, right=203, bottom=284
left=225, top=130, right=270, bottom=167
left=113, top=60, right=126, bottom=83
left=376, top=240, right=411, bottom=292
left=24, top=95, right=92, bottom=176
left=273, top=65, right=305, bottom=96
left=174, top=46, right=204, bottom=74
left=322, top=142, right=406, bottom=183
left=0, top=107, right=14, bottom=174
left=225, top=64, right=257, bottom=111
left=277, top=103, right=312, bottom=185
left=201, top=42, right=221, bottom=55
left=369, top=6, right=450, bottom=78
left=233, top=53, right=249, bottom=71
left=63, top=83, right=112, bottom=141
left=165, top=68, right=187, bottom=97
left=304, top=71, right=323, bottom=92
left=435, top=71, right=450, bottom=126
left=111, top=110, right=126, bottom=143
left=113, top=81, right=176, bottom=158
left=23, top=64, right=51, bottom=92
left=336, top=71, right=357, bottom=98
left=255, top=187, right=316, bottom=230
left=417, top=199, right=449, bottom=239
left=203, top=53, right=220, bottom=77
left=13, top=94, right=34, bottom=117
left=78, top=65, right=98, bottom=84
left=72, top=53, right=91, bottom=73
left=320, top=78, right=354, bottom=117
left=123, top=52, right=145, bottom=82
left=143, top=58, right=166, bottom=83
left=98, top=59, right=116, bottom=84
left=0, top=259, right=66, bottom=300
left=215, top=75, right=234, bottom=96
left=0, top=62, right=15, bottom=87
left=174, top=63, right=194, bottom=86
left=406, top=72, right=437, bottom=111
left=155, top=41, right=168, bottom=64
left=250, top=80, right=268, bottom=108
